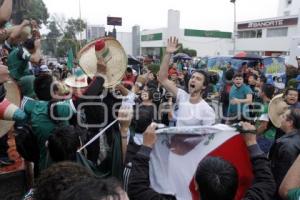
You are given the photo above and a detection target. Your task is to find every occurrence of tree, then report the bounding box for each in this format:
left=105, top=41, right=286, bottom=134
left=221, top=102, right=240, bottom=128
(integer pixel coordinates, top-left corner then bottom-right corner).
left=41, top=16, right=87, bottom=57
left=0, top=0, right=49, bottom=25
left=42, top=20, right=62, bottom=56
left=56, top=37, right=80, bottom=58
left=182, top=48, right=197, bottom=57
left=175, top=43, right=197, bottom=57
left=55, top=18, right=87, bottom=57
left=65, top=18, right=86, bottom=39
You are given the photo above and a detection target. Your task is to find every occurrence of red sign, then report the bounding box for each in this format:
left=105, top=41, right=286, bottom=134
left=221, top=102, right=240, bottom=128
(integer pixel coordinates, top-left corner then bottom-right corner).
left=238, top=17, right=298, bottom=30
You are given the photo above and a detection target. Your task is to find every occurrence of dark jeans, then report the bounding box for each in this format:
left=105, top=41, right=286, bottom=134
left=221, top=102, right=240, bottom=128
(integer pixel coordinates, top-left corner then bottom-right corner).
left=221, top=103, right=229, bottom=123
left=0, top=134, right=9, bottom=158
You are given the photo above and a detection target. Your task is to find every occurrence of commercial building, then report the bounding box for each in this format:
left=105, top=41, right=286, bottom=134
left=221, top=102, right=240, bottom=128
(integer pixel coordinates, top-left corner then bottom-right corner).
left=86, top=25, right=105, bottom=41
left=117, top=9, right=233, bottom=57
left=236, top=0, right=300, bottom=64
left=140, top=10, right=233, bottom=57
left=236, top=15, right=299, bottom=56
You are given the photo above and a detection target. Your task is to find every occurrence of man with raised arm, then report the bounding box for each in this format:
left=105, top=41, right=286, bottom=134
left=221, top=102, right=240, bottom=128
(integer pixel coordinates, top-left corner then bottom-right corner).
left=158, top=37, right=215, bottom=126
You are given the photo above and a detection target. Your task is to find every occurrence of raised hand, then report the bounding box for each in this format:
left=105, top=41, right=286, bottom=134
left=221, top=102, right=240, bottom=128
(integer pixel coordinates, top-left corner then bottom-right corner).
left=21, top=19, right=30, bottom=26
left=240, top=122, right=257, bottom=146
left=118, top=106, right=133, bottom=132
left=166, top=37, right=179, bottom=54
left=143, top=123, right=158, bottom=148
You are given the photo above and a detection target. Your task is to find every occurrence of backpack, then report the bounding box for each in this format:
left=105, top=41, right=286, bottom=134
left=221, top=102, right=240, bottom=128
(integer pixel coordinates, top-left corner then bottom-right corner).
left=220, top=83, right=232, bottom=105
left=14, top=124, right=40, bottom=163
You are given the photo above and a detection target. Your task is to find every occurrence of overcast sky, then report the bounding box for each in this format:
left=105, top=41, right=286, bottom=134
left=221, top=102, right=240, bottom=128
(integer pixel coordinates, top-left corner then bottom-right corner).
left=43, top=0, right=279, bottom=33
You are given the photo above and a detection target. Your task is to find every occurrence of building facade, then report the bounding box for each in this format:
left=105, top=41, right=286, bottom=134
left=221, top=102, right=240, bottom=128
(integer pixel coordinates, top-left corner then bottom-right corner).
left=111, top=0, right=300, bottom=63
left=116, top=32, right=132, bottom=55
left=132, top=25, right=141, bottom=57
left=278, top=0, right=300, bottom=16
left=140, top=10, right=233, bottom=58
left=86, top=25, right=105, bottom=41
left=236, top=0, right=300, bottom=65
left=116, top=9, right=233, bottom=57
left=236, top=15, right=299, bottom=56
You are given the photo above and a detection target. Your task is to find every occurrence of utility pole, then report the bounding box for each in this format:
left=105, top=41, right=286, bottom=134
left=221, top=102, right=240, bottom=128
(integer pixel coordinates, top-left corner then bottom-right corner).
left=230, top=0, right=237, bottom=54
left=79, top=0, right=82, bottom=48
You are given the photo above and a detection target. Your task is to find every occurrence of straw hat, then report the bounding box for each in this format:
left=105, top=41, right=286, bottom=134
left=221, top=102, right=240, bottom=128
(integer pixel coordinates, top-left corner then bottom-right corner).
left=0, top=81, right=21, bottom=137
left=77, top=37, right=127, bottom=88
left=268, top=93, right=289, bottom=128
left=64, top=69, right=88, bottom=88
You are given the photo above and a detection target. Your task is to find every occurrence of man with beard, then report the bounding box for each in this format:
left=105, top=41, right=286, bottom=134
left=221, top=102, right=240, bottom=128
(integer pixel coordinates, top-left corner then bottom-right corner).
left=158, top=37, right=215, bottom=126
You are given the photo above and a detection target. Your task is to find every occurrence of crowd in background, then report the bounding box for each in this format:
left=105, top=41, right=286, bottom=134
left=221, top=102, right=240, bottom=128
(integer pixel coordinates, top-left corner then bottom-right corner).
left=2, top=0, right=300, bottom=200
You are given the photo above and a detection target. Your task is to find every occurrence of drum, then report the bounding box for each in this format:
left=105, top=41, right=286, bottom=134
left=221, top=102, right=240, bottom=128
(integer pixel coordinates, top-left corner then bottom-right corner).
left=0, top=80, right=21, bottom=137
left=77, top=37, right=127, bottom=88
left=268, top=93, right=289, bottom=128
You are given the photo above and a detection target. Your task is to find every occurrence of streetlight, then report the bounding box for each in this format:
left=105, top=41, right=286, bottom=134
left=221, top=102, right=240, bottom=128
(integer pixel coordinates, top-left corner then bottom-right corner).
left=230, top=0, right=236, bottom=55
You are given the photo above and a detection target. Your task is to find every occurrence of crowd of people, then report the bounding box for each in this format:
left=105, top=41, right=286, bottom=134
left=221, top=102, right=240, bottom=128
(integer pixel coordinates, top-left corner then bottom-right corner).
left=2, top=0, right=300, bottom=200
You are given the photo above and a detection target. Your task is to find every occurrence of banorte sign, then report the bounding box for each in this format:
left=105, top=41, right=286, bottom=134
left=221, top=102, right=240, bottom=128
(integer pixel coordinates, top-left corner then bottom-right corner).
left=248, top=20, right=284, bottom=28
left=238, top=17, right=298, bottom=29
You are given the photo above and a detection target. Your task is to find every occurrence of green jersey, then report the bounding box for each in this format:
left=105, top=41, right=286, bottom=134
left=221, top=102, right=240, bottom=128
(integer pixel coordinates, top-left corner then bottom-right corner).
left=7, top=46, right=31, bottom=80
left=21, top=97, right=76, bottom=170
left=257, top=103, right=275, bottom=140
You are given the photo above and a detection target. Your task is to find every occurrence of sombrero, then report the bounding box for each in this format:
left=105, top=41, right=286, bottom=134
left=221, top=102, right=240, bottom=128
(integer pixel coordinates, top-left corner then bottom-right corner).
left=77, top=37, right=127, bottom=88
left=268, top=93, right=289, bottom=128
left=0, top=80, right=21, bottom=137
left=64, top=69, right=88, bottom=88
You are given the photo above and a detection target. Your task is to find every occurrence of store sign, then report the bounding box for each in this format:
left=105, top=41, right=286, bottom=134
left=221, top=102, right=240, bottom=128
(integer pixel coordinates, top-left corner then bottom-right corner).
left=184, top=29, right=232, bottom=38
left=141, top=33, right=163, bottom=41
left=238, top=17, right=298, bottom=29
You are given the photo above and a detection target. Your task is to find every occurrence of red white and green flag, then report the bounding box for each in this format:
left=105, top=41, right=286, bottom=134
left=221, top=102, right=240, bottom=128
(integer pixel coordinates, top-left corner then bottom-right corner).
left=150, top=124, right=253, bottom=200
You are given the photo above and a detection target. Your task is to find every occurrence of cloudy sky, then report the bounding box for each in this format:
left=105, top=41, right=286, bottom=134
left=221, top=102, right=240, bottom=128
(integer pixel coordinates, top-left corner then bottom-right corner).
left=43, top=0, right=279, bottom=32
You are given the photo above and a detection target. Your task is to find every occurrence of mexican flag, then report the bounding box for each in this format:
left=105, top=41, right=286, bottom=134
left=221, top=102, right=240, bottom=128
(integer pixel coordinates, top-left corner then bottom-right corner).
left=150, top=124, right=253, bottom=200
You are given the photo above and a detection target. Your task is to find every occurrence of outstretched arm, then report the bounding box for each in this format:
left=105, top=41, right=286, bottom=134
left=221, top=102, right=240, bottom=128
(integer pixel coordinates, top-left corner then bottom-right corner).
left=241, top=122, right=276, bottom=200
left=118, top=106, right=133, bottom=163
left=7, top=20, right=30, bottom=45
left=158, top=37, right=179, bottom=96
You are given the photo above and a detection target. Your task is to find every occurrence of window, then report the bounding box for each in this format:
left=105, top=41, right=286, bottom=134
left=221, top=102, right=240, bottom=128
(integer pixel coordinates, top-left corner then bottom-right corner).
left=238, top=29, right=262, bottom=38
left=284, top=11, right=290, bottom=16
left=267, top=27, right=288, bottom=37
left=257, top=30, right=262, bottom=38
left=287, top=0, right=292, bottom=5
